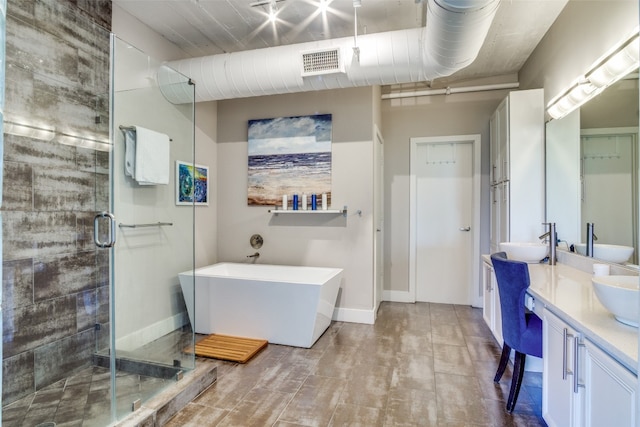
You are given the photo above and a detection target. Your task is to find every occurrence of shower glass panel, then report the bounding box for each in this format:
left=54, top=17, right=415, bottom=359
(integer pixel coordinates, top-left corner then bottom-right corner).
left=2, top=1, right=114, bottom=425
left=109, top=35, right=196, bottom=421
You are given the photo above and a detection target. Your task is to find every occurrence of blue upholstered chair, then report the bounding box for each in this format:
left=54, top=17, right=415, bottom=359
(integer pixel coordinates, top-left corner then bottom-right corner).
left=490, top=252, right=543, bottom=412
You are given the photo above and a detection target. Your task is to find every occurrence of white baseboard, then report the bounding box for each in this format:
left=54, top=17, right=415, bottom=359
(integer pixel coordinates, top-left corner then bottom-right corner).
left=116, top=312, right=189, bottom=352
left=332, top=306, right=375, bottom=324
left=382, top=290, right=415, bottom=303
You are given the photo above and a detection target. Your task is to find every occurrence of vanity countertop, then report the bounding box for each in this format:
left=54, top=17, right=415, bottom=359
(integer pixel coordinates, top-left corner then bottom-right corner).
left=525, top=262, right=638, bottom=374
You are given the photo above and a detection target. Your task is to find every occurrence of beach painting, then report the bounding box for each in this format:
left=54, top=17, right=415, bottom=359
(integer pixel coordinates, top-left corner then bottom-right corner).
left=248, top=114, right=332, bottom=206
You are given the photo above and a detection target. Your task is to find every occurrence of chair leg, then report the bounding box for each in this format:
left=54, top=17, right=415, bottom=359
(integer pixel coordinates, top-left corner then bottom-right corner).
left=494, top=343, right=512, bottom=383
left=506, top=351, right=527, bottom=412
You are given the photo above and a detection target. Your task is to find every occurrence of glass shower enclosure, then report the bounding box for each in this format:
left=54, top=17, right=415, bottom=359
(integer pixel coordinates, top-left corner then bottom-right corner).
left=1, top=5, right=195, bottom=422
left=104, top=35, right=197, bottom=421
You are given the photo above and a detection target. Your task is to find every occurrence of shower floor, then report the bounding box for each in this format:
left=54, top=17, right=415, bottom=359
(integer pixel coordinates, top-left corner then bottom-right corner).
left=3, top=365, right=170, bottom=427
left=2, top=329, right=194, bottom=427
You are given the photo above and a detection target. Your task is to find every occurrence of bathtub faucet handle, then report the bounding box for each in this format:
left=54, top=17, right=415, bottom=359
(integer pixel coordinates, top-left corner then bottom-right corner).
left=247, top=252, right=260, bottom=259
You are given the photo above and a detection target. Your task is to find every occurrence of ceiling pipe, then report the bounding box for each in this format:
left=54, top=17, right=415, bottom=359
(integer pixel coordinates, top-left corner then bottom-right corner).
left=381, top=82, right=520, bottom=100
left=422, top=0, right=500, bottom=78
left=158, top=0, right=500, bottom=103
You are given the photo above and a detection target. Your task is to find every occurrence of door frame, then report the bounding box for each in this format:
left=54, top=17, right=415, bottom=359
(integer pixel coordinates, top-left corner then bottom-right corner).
left=409, top=134, right=482, bottom=307
left=373, top=124, right=384, bottom=315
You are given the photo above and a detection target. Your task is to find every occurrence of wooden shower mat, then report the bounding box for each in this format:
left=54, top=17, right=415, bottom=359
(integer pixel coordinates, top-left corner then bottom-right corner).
left=188, top=334, right=268, bottom=363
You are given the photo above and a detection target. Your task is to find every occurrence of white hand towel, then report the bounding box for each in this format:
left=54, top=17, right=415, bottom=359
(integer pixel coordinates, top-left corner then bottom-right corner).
left=134, top=126, right=170, bottom=185
left=124, top=129, right=136, bottom=178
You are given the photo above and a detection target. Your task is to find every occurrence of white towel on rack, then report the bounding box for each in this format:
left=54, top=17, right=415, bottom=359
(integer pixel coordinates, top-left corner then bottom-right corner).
left=134, top=126, right=170, bottom=185
left=123, top=129, right=136, bottom=178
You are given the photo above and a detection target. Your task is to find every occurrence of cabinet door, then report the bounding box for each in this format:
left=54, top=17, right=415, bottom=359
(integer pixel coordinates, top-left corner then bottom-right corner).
left=481, top=262, right=503, bottom=345
left=482, top=261, right=493, bottom=329
left=499, top=181, right=510, bottom=243
left=492, top=274, right=502, bottom=345
left=490, top=182, right=510, bottom=249
left=490, top=185, right=500, bottom=251
left=582, top=339, right=636, bottom=427
left=543, top=309, right=580, bottom=427
left=497, top=97, right=509, bottom=181
left=490, top=111, right=499, bottom=184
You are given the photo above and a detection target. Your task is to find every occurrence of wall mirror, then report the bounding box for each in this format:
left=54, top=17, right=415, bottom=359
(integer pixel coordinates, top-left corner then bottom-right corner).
left=546, top=73, right=639, bottom=266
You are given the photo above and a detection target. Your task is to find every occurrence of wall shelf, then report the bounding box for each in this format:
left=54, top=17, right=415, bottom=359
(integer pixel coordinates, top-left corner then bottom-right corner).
left=269, top=206, right=347, bottom=217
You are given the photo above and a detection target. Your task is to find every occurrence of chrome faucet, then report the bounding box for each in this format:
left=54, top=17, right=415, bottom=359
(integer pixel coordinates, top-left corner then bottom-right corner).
left=586, top=223, right=598, bottom=257
left=539, top=222, right=557, bottom=265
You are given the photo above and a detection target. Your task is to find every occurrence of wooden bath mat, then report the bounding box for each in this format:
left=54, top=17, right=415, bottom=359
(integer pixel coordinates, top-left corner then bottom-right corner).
left=189, top=334, right=268, bottom=363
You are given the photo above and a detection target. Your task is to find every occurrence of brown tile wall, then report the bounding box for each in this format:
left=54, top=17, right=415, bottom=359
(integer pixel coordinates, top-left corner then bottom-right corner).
left=2, top=0, right=111, bottom=406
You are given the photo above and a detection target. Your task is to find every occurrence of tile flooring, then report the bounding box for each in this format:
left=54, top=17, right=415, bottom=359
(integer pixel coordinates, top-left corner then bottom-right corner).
left=165, top=302, right=547, bottom=426
left=2, top=329, right=194, bottom=427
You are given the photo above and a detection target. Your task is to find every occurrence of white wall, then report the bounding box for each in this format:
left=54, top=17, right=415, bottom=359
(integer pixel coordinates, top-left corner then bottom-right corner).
left=111, top=7, right=218, bottom=344
left=216, top=87, right=377, bottom=322
left=112, top=5, right=189, bottom=62
left=112, top=5, right=218, bottom=268
left=112, top=85, right=194, bottom=345
left=519, top=1, right=638, bottom=104
left=194, top=101, right=218, bottom=267
left=381, top=89, right=509, bottom=294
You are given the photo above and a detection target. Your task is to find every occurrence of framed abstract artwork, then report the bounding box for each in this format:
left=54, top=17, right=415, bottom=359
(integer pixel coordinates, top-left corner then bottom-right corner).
left=176, top=161, right=209, bottom=206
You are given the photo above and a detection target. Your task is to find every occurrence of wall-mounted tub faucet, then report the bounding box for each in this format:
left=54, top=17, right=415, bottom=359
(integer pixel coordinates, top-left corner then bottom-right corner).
left=247, top=252, right=260, bottom=260
left=539, top=222, right=557, bottom=265
left=250, top=234, right=263, bottom=249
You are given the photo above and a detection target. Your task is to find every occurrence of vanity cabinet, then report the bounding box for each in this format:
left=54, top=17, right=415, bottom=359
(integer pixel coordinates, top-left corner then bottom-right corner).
left=482, top=260, right=502, bottom=344
left=489, top=88, right=545, bottom=253
left=582, top=338, right=636, bottom=427
left=543, top=308, right=637, bottom=427
left=543, top=308, right=581, bottom=427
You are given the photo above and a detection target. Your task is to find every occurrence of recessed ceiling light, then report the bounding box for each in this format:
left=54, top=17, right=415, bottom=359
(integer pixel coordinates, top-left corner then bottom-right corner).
left=268, top=8, right=277, bottom=22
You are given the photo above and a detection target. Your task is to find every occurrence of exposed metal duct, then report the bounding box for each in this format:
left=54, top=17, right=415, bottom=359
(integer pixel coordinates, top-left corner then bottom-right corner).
left=423, top=0, right=501, bottom=78
left=158, top=0, right=500, bottom=103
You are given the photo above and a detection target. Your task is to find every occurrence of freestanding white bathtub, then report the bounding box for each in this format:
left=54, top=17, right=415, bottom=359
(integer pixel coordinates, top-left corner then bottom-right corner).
left=178, top=262, right=343, bottom=348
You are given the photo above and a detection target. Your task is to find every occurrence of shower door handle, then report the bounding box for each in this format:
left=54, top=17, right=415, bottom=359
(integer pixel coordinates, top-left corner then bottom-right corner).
left=94, top=212, right=116, bottom=248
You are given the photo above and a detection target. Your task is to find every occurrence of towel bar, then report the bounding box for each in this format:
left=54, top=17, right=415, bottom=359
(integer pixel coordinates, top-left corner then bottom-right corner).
left=119, top=222, right=173, bottom=228
left=119, top=125, right=173, bottom=141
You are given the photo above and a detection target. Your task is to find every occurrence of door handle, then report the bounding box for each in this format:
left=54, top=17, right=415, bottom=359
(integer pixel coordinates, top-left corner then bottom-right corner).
left=574, top=337, right=585, bottom=393
left=459, top=227, right=471, bottom=231
left=94, top=212, right=116, bottom=248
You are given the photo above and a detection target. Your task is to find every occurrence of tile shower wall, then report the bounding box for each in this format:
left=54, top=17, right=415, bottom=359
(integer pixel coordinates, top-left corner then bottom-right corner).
left=1, top=0, right=111, bottom=405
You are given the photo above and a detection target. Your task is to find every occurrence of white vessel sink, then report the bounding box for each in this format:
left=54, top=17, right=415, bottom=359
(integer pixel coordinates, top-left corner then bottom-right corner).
left=499, top=242, right=548, bottom=263
left=592, top=275, right=640, bottom=327
left=574, top=243, right=634, bottom=263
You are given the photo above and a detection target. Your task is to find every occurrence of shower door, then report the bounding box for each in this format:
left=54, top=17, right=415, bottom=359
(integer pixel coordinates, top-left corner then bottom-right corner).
left=107, top=35, right=196, bottom=421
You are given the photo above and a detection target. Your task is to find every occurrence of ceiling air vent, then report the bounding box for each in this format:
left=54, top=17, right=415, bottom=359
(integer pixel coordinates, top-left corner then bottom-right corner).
left=301, top=48, right=344, bottom=77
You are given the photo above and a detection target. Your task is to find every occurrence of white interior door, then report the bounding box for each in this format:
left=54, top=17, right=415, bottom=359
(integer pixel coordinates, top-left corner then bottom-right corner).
left=581, top=132, right=636, bottom=255
left=373, top=127, right=384, bottom=313
left=414, top=139, right=474, bottom=304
